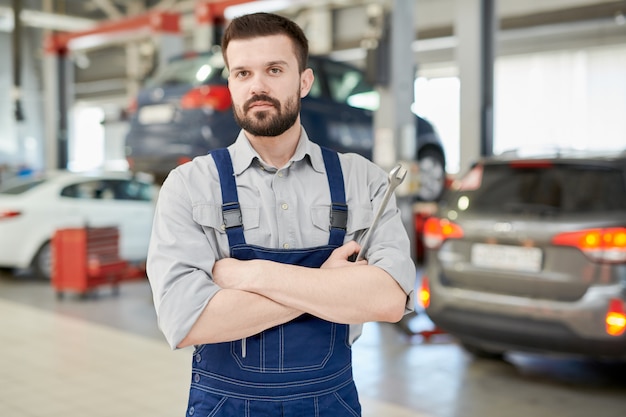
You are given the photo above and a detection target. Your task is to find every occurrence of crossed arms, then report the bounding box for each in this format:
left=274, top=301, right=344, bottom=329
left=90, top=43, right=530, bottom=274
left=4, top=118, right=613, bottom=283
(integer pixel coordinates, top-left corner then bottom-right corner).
left=177, top=240, right=407, bottom=348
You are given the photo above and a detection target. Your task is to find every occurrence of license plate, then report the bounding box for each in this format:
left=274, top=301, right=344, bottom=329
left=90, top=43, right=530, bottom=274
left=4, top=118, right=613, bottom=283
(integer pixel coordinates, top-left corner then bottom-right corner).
left=138, top=104, right=174, bottom=124
left=471, top=243, right=542, bottom=272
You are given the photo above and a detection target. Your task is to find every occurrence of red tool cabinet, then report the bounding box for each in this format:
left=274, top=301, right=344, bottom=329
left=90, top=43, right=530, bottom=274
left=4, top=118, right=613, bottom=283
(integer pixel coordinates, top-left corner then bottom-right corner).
left=51, top=226, right=129, bottom=298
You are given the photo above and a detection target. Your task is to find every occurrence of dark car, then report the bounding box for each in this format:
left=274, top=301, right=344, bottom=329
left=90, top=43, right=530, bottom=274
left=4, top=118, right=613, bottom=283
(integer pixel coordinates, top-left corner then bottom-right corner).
left=124, top=48, right=446, bottom=201
left=420, top=150, right=626, bottom=359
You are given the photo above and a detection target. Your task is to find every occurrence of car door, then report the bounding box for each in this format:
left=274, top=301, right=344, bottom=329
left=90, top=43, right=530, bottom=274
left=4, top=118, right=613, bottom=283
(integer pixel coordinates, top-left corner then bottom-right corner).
left=301, top=57, right=375, bottom=159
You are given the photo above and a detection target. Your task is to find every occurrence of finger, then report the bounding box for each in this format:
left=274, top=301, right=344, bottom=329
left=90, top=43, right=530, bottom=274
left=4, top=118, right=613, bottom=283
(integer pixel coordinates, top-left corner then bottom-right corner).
left=340, top=240, right=361, bottom=256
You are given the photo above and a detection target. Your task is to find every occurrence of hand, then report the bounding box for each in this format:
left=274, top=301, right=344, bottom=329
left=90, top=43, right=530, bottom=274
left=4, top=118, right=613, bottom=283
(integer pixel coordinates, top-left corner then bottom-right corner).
left=322, top=241, right=367, bottom=269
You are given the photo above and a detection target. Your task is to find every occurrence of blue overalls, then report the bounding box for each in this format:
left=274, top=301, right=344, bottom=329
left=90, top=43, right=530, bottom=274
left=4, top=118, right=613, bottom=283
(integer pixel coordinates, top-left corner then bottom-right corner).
left=185, top=147, right=361, bottom=417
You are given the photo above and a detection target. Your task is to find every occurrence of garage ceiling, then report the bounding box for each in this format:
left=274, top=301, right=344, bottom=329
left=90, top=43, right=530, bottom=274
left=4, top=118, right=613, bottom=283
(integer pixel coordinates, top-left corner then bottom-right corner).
left=2, top=0, right=625, bottom=101
left=1, top=0, right=623, bottom=37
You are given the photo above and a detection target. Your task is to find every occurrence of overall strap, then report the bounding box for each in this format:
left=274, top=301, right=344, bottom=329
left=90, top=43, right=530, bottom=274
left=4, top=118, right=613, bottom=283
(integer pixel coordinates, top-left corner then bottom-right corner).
left=211, top=149, right=246, bottom=247
left=320, top=147, right=348, bottom=246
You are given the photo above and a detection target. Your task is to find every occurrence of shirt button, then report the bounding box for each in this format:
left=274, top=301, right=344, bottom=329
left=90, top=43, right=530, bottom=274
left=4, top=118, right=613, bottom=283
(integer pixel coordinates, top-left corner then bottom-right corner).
left=194, top=373, right=200, bottom=383
left=188, top=406, right=195, bottom=416
left=283, top=243, right=290, bottom=249
left=281, top=203, right=288, bottom=210
left=278, top=172, right=283, bottom=177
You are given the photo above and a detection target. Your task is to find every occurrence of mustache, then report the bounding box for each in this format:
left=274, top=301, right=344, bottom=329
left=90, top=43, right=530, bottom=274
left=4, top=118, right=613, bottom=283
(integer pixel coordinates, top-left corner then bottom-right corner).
left=243, top=94, right=281, bottom=112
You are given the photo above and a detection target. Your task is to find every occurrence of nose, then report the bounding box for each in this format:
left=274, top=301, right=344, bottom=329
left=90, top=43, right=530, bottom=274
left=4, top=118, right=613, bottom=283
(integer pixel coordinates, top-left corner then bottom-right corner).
left=249, top=74, right=269, bottom=96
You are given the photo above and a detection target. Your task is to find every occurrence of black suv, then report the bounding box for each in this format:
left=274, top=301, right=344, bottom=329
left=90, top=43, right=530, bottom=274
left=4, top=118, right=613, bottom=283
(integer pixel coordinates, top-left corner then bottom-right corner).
left=420, top=150, right=626, bottom=359
left=124, top=49, right=446, bottom=201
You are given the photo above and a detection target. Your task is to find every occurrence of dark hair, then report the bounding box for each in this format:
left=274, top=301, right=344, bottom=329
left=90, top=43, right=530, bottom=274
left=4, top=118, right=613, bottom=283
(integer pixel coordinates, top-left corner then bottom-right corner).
left=221, top=12, right=309, bottom=73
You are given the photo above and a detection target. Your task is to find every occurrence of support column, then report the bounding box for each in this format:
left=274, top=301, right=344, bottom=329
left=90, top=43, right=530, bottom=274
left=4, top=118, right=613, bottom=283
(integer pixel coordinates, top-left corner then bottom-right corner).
left=57, top=55, right=73, bottom=170
left=151, top=13, right=185, bottom=68
left=370, top=0, right=418, bottom=260
left=372, top=0, right=416, bottom=172
left=41, top=0, right=57, bottom=171
left=455, top=0, right=496, bottom=174
left=125, top=0, right=145, bottom=105
left=307, top=6, right=333, bottom=55
left=194, top=1, right=216, bottom=51
left=42, top=47, right=73, bottom=170
left=43, top=25, right=74, bottom=169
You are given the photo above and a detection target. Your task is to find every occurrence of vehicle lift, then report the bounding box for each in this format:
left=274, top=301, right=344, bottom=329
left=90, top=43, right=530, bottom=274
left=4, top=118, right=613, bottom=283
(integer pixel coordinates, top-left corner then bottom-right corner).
left=41, top=0, right=256, bottom=171
left=38, top=1, right=270, bottom=295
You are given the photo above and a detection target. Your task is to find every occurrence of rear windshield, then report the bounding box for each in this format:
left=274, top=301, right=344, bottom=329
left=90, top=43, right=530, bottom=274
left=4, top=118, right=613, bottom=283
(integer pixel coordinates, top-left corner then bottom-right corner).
left=146, top=53, right=227, bottom=87
left=449, top=162, right=626, bottom=214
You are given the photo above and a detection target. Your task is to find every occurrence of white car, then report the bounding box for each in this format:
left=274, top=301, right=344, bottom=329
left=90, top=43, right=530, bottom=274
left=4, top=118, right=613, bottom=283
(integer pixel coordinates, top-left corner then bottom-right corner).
left=0, top=170, right=157, bottom=279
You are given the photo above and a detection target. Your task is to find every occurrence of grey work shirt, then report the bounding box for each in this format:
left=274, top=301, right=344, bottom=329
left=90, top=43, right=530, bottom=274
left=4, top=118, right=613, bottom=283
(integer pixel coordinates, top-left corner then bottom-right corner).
left=147, top=128, right=416, bottom=349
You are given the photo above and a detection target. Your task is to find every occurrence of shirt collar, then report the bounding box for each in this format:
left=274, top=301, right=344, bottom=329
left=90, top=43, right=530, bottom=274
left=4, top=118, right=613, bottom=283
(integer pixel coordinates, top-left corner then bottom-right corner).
left=229, top=128, right=326, bottom=175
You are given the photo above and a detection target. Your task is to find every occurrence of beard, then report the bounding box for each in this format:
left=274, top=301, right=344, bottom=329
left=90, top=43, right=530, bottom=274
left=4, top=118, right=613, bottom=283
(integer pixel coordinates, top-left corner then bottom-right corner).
left=233, top=92, right=300, bottom=137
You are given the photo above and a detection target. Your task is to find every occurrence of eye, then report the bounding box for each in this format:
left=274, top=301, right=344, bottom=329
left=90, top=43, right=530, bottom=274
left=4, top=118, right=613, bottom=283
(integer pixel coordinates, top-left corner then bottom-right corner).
left=269, top=67, right=282, bottom=75
left=235, top=70, right=249, bottom=78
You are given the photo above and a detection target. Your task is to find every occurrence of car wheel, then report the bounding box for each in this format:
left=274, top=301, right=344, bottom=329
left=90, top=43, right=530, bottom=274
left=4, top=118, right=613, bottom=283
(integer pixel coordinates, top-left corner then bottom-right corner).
left=460, top=341, right=505, bottom=360
left=31, top=241, right=52, bottom=280
left=416, top=148, right=446, bottom=202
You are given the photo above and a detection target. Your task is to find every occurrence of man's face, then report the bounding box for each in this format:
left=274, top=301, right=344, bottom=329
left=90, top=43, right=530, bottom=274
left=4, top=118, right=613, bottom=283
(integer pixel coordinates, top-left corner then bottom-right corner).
left=225, top=34, right=313, bottom=137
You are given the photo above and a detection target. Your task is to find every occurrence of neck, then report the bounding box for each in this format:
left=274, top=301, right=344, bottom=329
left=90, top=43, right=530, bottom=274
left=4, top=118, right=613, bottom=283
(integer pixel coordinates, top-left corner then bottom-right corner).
left=245, top=122, right=302, bottom=169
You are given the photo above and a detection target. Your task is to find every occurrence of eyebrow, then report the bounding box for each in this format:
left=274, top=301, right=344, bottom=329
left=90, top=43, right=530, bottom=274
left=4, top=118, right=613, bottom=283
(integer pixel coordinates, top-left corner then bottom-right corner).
left=266, top=60, right=289, bottom=67
left=230, top=60, right=290, bottom=72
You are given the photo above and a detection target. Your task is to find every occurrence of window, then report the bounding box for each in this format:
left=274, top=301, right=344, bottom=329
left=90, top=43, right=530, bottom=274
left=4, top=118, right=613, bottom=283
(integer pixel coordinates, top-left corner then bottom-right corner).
left=322, top=61, right=379, bottom=110
left=61, top=180, right=108, bottom=199
left=461, top=163, right=626, bottom=214
left=112, top=180, right=153, bottom=201
left=61, top=179, right=153, bottom=201
left=147, top=53, right=226, bottom=87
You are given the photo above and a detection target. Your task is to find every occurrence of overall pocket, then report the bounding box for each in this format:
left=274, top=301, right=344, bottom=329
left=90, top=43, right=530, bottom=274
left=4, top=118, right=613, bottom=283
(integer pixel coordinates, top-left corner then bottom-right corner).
left=231, top=315, right=338, bottom=373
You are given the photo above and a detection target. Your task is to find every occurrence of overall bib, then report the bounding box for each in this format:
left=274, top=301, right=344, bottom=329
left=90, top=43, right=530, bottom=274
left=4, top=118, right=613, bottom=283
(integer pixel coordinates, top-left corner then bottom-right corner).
left=185, top=148, right=361, bottom=417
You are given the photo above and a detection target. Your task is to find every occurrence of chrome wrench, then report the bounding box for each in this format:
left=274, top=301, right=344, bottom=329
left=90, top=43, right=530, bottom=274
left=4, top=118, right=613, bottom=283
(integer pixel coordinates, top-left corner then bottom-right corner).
left=355, top=163, right=407, bottom=261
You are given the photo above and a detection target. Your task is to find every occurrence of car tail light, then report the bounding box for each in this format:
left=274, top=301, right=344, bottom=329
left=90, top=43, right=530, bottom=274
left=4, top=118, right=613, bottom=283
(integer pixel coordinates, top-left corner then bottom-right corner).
left=451, top=163, right=483, bottom=191
left=0, top=210, right=21, bottom=220
left=177, top=156, right=192, bottom=166
left=508, top=160, right=554, bottom=169
left=419, top=276, right=431, bottom=308
left=552, top=227, right=626, bottom=263
left=181, top=85, right=231, bottom=111
left=605, top=299, right=626, bottom=336
left=422, top=217, right=464, bottom=249
left=127, top=98, right=138, bottom=115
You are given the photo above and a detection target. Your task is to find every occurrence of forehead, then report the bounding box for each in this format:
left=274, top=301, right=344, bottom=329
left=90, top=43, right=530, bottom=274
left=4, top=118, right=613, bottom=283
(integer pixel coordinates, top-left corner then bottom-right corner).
left=226, top=34, right=297, bottom=68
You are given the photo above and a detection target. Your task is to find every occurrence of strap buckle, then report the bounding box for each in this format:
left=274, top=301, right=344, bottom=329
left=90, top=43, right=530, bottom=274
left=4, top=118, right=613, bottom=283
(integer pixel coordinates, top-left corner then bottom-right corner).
left=222, top=202, right=243, bottom=229
left=330, top=203, right=348, bottom=231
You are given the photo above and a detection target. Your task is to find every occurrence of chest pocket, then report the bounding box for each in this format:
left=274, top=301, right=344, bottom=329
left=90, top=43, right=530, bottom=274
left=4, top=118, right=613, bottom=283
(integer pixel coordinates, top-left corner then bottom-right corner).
left=192, top=204, right=260, bottom=248
left=310, top=203, right=373, bottom=243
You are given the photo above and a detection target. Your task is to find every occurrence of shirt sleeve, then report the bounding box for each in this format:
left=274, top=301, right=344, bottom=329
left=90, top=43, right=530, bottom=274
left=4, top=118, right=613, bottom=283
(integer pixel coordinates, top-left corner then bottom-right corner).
left=341, top=154, right=417, bottom=314
left=146, top=168, right=222, bottom=349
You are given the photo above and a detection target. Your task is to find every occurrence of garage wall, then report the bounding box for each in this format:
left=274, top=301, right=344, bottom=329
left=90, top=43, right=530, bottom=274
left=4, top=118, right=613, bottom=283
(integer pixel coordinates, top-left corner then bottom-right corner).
left=2, top=1, right=626, bottom=178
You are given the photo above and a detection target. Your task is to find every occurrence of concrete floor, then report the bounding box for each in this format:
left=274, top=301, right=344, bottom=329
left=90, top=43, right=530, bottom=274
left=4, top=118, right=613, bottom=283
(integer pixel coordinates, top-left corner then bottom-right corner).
left=1, top=269, right=626, bottom=417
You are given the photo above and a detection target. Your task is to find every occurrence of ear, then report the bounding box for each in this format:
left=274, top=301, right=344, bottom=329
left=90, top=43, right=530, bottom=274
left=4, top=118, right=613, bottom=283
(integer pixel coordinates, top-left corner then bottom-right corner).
left=300, top=68, right=314, bottom=98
